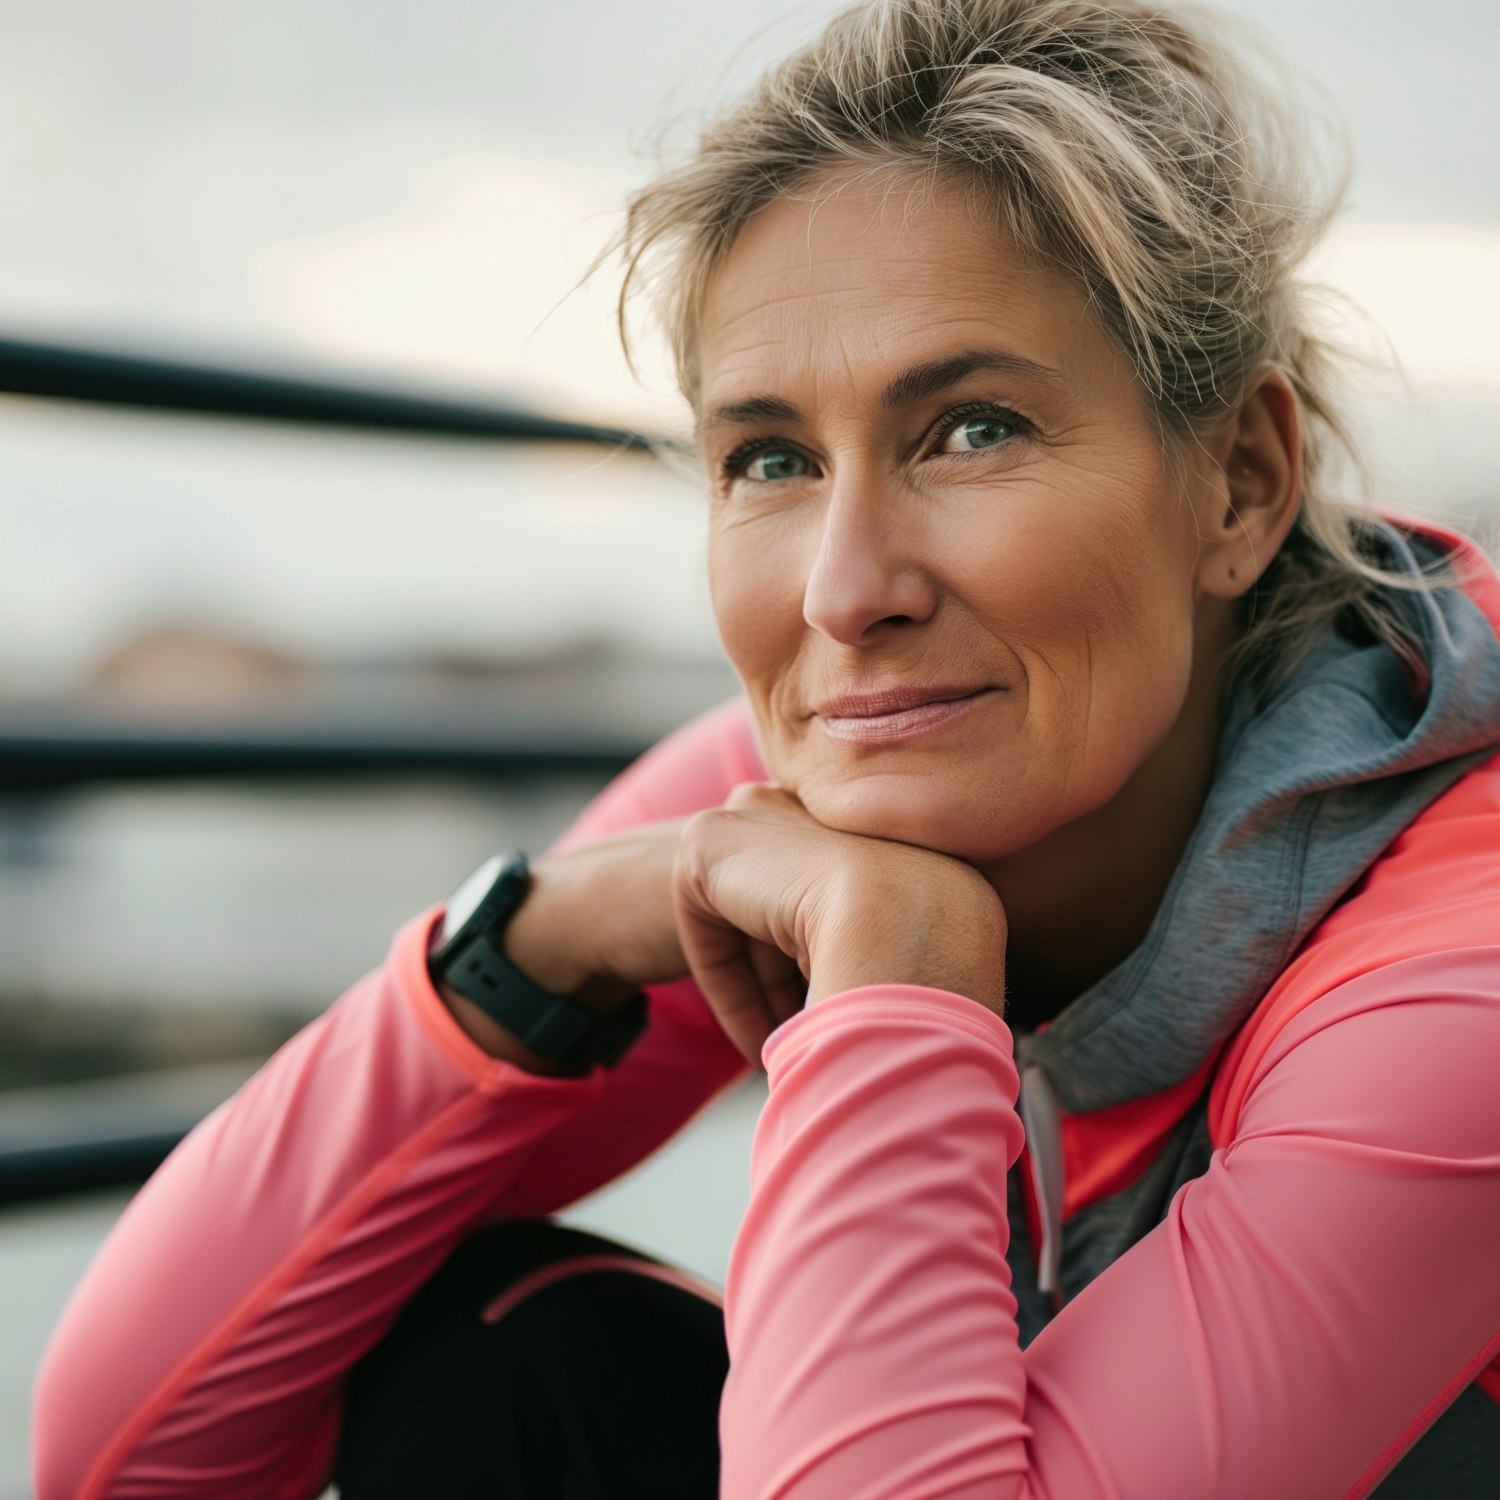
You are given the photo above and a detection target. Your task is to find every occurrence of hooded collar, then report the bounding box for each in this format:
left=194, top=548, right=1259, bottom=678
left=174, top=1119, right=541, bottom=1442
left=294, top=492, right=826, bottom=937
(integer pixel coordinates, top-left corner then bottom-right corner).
left=1016, top=516, right=1500, bottom=1114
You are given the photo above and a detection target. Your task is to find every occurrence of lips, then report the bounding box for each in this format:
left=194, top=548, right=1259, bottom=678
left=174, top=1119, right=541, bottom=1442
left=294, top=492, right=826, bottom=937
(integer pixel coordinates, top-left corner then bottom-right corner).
left=817, top=686, right=997, bottom=745
left=815, top=684, right=989, bottom=718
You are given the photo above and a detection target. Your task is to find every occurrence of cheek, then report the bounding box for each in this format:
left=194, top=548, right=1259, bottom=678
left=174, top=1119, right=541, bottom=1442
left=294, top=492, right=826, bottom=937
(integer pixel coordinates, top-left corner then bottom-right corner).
left=708, top=519, right=803, bottom=702
left=709, top=513, right=853, bottom=798
left=1070, top=556, right=1196, bottom=767
left=969, top=478, right=1196, bottom=751
left=710, top=525, right=767, bottom=655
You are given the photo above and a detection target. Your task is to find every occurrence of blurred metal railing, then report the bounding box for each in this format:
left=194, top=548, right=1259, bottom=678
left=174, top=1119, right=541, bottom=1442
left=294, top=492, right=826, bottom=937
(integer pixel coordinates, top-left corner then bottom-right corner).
left=0, top=333, right=652, bottom=447
left=0, top=708, right=643, bottom=792
left=0, top=1062, right=263, bottom=1208
left=1, top=331, right=671, bottom=1203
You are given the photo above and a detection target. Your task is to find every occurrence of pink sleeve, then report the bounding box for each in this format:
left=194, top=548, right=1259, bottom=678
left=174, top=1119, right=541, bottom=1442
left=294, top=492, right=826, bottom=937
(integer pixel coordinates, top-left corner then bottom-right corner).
left=721, top=949, right=1500, bottom=1500
left=31, top=697, right=759, bottom=1500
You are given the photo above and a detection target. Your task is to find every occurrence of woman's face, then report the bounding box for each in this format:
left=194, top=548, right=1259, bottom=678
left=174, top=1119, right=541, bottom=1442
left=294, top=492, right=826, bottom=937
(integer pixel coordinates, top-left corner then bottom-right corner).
left=695, top=174, right=1221, bottom=862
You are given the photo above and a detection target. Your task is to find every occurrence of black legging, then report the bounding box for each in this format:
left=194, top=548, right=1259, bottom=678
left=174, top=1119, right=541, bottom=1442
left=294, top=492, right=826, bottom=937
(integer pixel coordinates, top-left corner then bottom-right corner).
left=335, top=1219, right=730, bottom=1498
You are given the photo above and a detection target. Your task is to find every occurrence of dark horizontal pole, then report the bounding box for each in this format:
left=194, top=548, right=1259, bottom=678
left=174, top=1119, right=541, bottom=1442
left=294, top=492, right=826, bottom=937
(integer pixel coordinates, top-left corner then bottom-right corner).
left=0, top=1062, right=258, bottom=1208
left=0, top=1129, right=183, bottom=1208
left=0, top=727, right=643, bottom=793
left=0, top=334, right=654, bottom=448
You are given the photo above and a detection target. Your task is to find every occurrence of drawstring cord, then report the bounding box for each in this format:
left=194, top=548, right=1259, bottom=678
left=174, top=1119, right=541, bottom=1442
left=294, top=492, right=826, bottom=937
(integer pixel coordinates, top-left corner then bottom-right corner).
left=1017, top=1059, right=1066, bottom=1303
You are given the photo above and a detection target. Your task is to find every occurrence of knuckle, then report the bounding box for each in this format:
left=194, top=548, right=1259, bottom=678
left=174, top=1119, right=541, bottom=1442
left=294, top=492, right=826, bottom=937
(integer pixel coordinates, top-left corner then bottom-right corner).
left=679, top=807, right=729, bottom=851
left=673, top=811, right=717, bottom=885
left=724, top=779, right=791, bottom=815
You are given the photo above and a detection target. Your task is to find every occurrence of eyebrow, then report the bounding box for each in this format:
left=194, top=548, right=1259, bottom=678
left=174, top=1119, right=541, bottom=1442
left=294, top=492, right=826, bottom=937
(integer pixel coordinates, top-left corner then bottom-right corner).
left=697, top=347, right=1065, bottom=436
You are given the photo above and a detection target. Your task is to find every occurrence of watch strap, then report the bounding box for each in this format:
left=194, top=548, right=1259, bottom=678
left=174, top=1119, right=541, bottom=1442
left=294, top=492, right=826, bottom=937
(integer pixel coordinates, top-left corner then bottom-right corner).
left=445, top=927, right=649, bottom=1070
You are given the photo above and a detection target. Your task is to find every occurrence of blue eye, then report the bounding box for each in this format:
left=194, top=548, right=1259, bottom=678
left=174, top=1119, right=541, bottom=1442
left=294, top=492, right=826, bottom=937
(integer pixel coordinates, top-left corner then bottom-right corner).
left=740, top=447, right=810, bottom=481
left=941, top=414, right=1019, bottom=453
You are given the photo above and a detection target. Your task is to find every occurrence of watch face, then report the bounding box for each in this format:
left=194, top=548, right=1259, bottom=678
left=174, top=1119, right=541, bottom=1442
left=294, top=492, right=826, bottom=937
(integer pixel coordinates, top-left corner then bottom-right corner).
left=439, top=854, right=507, bottom=947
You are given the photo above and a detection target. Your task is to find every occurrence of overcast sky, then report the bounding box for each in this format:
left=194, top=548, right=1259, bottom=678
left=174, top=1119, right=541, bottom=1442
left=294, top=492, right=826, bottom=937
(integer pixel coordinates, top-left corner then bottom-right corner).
left=0, top=0, right=1496, bottom=427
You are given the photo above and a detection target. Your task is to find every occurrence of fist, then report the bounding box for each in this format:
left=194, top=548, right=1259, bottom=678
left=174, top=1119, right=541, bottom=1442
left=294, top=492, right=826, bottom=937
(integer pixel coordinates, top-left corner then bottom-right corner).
left=672, top=782, right=1006, bottom=1066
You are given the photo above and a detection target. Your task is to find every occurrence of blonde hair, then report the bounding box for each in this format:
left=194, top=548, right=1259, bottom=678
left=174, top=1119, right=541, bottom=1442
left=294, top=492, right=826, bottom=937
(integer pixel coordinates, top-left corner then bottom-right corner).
left=605, top=0, right=1444, bottom=702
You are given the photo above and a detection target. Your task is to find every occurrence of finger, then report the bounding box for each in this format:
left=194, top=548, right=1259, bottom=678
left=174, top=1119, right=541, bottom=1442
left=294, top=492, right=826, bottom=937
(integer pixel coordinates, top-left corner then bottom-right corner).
left=674, top=899, right=780, bottom=1066
left=672, top=803, right=829, bottom=1059
left=748, top=938, right=809, bottom=1030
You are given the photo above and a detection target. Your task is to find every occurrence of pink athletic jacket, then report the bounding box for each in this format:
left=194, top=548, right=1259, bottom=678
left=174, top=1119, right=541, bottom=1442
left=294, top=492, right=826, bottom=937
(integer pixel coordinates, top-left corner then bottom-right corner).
left=31, top=533, right=1500, bottom=1500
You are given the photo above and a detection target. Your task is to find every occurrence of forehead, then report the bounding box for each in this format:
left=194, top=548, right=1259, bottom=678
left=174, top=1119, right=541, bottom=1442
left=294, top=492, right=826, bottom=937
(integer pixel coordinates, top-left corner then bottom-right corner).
left=694, top=173, right=1107, bottom=410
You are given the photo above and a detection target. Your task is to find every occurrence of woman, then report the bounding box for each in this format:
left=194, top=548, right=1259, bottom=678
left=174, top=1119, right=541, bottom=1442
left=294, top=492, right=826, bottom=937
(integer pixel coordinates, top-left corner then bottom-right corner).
left=32, top=1, right=1500, bottom=1496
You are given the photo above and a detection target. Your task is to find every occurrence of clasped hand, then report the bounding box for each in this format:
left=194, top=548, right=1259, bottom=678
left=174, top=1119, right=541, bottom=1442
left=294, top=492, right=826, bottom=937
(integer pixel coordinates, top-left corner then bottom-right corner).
left=671, top=783, right=1008, bottom=1065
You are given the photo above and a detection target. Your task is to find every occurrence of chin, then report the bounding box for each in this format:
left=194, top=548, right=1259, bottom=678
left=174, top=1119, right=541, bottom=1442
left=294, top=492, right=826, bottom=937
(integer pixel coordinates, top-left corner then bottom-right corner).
left=796, top=769, right=1042, bottom=864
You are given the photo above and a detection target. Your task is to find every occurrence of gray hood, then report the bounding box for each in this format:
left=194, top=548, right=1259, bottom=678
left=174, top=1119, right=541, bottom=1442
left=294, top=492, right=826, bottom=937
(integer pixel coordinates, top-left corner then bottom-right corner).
left=1016, top=516, right=1500, bottom=1115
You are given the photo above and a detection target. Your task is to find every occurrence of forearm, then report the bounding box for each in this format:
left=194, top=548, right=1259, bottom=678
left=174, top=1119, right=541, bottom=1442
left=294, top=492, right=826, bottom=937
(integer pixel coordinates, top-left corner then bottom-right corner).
left=721, top=985, right=1037, bottom=1500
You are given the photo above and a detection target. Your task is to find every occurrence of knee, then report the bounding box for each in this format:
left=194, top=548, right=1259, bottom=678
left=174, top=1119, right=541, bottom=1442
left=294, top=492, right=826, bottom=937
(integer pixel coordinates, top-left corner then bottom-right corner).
left=335, top=1221, right=727, bottom=1498
left=335, top=1220, right=586, bottom=1496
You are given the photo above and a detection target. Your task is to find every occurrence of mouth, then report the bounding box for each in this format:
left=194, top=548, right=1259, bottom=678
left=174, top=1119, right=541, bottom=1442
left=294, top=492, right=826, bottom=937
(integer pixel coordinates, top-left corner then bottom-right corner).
left=815, top=684, right=993, bottom=718
left=817, top=687, right=999, bottom=745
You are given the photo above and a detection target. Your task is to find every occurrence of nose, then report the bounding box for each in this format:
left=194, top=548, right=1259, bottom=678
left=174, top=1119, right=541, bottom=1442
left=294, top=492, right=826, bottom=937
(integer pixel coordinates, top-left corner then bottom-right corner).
left=801, top=473, right=938, bottom=644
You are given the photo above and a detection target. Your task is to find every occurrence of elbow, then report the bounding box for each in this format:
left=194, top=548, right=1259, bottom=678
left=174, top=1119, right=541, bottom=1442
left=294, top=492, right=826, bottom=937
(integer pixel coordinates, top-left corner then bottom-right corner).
left=32, top=1328, right=117, bottom=1500
left=32, top=1447, right=89, bottom=1500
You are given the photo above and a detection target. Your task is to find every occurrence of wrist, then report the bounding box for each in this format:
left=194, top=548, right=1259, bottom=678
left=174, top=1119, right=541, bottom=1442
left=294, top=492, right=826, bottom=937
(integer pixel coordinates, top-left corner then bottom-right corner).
left=434, top=857, right=636, bottom=1075
left=499, top=860, right=591, bottom=996
left=435, top=979, right=591, bottom=1076
left=502, top=859, right=639, bottom=1013
left=808, top=871, right=1007, bottom=1016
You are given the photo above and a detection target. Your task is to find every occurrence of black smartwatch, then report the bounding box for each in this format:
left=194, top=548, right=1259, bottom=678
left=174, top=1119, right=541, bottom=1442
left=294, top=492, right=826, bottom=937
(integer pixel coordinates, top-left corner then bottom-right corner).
left=428, top=850, right=649, bottom=1071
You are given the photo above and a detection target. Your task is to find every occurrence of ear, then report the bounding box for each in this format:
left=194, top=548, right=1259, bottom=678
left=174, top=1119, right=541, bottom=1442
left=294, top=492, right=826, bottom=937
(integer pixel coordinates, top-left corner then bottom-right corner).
left=1194, top=365, right=1303, bottom=601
